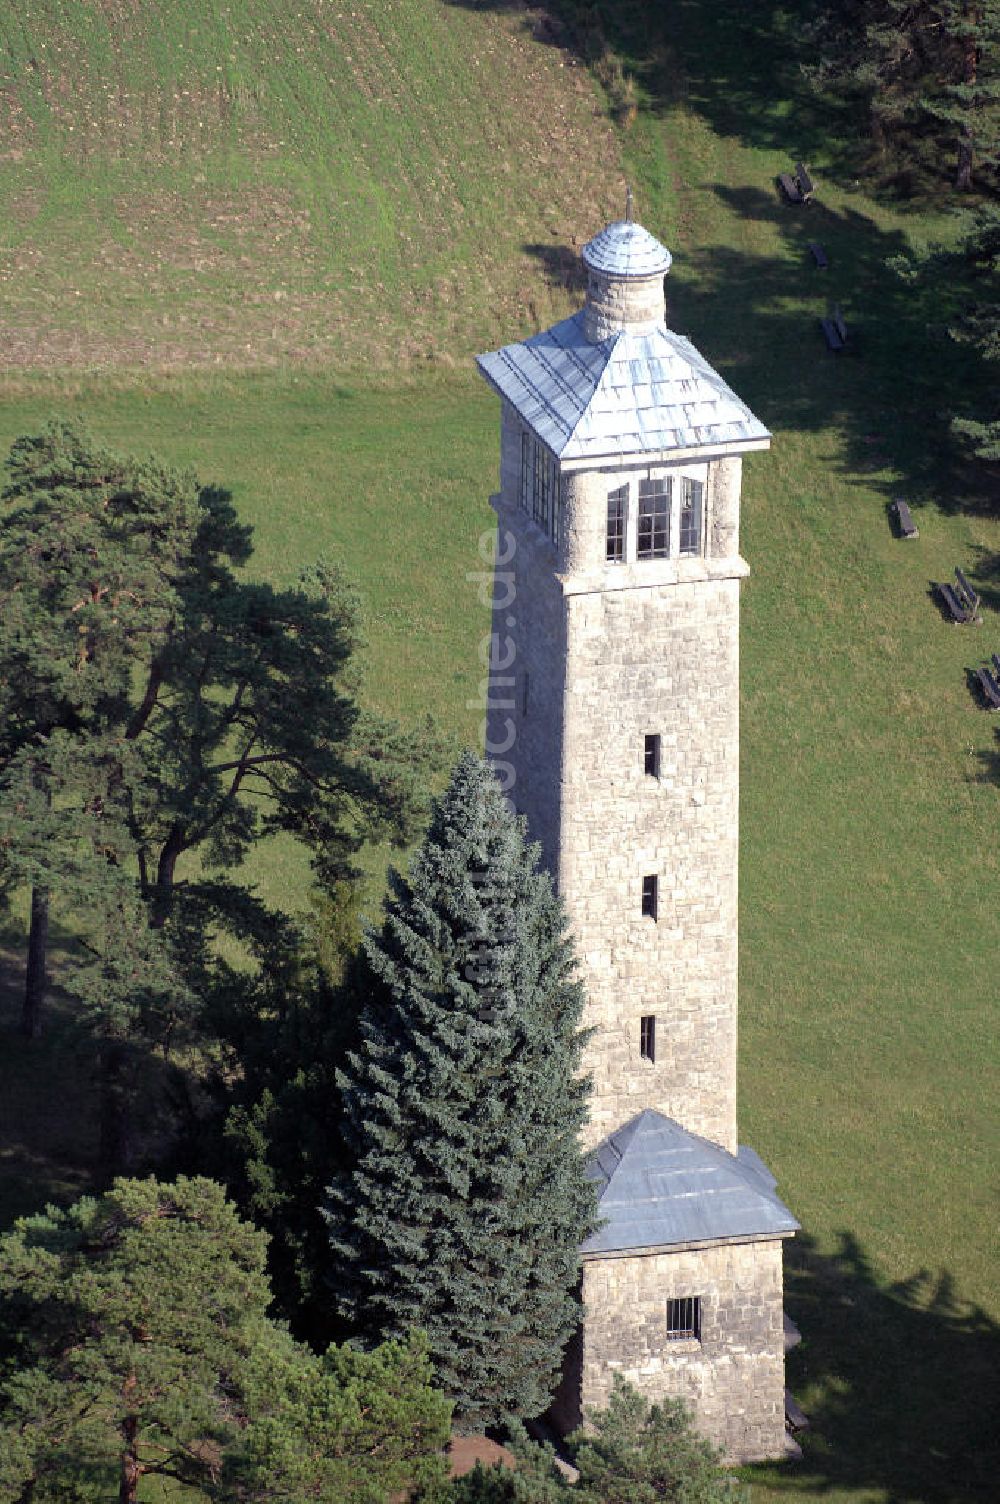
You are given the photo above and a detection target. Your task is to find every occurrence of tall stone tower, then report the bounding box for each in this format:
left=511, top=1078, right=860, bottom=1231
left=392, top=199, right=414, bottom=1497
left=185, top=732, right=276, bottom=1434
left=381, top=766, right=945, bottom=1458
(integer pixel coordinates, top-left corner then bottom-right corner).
left=477, top=216, right=799, bottom=1462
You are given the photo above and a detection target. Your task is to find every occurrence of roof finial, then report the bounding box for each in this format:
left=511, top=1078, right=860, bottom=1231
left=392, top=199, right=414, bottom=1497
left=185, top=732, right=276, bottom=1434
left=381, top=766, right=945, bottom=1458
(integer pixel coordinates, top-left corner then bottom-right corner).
left=625, top=184, right=633, bottom=223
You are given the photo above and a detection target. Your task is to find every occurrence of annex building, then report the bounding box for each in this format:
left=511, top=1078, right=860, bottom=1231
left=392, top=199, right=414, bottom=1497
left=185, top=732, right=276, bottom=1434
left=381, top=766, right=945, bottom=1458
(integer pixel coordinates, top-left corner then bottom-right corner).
left=477, top=213, right=799, bottom=1462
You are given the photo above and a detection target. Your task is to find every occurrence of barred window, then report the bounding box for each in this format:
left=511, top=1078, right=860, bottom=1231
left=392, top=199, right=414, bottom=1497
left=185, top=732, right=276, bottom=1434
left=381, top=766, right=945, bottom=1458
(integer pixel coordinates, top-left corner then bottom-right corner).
left=606, top=485, right=627, bottom=562
left=519, top=432, right=532, bottom=514
left=640, top=1014, right=656, bottom=1061
left=641, top=874, right=658, bottom=920
left=679, top=477, right=704, bottom=556
left=666, top=1297, right=701, bottom=1341
left=638, top=478, right=670, bottom=559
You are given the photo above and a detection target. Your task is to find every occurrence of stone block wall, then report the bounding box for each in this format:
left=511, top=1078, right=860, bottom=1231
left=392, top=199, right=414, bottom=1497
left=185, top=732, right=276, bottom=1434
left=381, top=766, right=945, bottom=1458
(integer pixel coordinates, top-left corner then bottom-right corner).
left=559, top=572, right=740, bottom=1153
left=575, top=1238, right=789, bottom=1462
left=583, top=268, right=666, bottom=341
left=489, top=407, right=747, bottom=1154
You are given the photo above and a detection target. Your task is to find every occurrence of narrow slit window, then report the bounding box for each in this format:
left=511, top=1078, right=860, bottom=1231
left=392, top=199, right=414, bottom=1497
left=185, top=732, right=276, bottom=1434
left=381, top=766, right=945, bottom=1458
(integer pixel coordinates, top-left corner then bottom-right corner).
left=644, top=734, right=660, bottom=777
left=679, top=477, right=704, bottom=556
left=638, top=478, right=670, bottom=559
left=606, top=485, right=627, bottom=562
left=640, top=1014, right=656, bottom=1061
left=519, top=432, right=532, bottom=514
left=641, top=874, right=658, bottom=920
left=666, top=1297, right=701, bottom=1341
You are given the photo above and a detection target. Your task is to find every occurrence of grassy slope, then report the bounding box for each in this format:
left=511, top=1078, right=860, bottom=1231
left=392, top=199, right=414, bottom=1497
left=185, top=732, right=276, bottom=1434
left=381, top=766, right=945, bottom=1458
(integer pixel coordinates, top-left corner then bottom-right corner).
left=0, top=0, right=618, bottom=370
left=1, top=3, right=999, bottom=1501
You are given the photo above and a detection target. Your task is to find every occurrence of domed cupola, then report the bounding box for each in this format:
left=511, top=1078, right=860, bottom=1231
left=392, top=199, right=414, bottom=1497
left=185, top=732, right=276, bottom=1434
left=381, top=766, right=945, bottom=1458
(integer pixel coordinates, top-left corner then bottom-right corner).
left=581, top=214, right=672, bottom=342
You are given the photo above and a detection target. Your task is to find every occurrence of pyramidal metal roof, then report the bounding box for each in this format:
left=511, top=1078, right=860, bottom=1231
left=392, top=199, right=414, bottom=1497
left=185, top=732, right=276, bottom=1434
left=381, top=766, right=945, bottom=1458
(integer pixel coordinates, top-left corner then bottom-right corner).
left=582, top=219, right=672, bottom=278
left=476, top=311, right=770, bottom=463
left=581, top=1109, right=799, bottom=1256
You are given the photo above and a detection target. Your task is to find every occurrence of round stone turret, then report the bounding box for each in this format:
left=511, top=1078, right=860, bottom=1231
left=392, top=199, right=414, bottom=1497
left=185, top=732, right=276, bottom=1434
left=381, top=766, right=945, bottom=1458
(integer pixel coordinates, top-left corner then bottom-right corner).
left=582, top=219, right=672, bottom=343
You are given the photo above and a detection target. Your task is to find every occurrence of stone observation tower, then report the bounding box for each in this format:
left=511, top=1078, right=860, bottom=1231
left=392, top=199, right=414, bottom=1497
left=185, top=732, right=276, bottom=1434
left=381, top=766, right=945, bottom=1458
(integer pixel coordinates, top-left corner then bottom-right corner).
left=476, top=214, right=799, bottom=1461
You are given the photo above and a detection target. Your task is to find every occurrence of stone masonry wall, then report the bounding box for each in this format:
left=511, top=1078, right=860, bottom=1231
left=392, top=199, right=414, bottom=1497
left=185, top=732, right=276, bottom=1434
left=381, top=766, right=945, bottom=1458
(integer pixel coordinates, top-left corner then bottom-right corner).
left=577, top=1239, right=788, bottom=1462
left=560, top=573, right=740, bottom=1153
left=490, top=404, right=745, bottom=1154
left=583, top=268, right=666, bottom=341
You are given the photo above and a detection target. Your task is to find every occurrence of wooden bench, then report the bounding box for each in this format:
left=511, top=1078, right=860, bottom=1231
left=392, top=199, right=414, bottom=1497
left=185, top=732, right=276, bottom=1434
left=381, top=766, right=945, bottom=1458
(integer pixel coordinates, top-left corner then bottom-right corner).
left=975, top=667, right=1000, bottom=709
left=955, top=568, right=979, bottom=611
left=779, top=162, right=816, bottom=204
left=937, top=579, right=981, bottom=625
left=778, top=171, right=803, bottom=204
left=808, top=240, right=828, bottom=269
left=785, top=1391, right=810, bottom=1432
left=821, top=303, right=849, bottom=352
left=892, top=498, right=918, bottom=538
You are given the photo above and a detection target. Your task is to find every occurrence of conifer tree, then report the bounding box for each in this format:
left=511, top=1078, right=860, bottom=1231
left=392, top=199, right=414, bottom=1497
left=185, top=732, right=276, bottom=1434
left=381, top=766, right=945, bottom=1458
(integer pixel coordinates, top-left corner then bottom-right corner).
left=0, top=420, right=434, bottom=1169
left=0, top=1178, right=452, bottom=1504
left=327, top=751, right=595, bottom=1432
left=949, top=203, right=1000, bottom=459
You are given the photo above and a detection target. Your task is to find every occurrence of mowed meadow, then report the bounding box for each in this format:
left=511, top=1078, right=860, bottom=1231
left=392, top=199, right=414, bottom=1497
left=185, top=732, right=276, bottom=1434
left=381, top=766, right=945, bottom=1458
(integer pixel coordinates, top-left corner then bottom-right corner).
left=1, top=2, right=999, bottom=1502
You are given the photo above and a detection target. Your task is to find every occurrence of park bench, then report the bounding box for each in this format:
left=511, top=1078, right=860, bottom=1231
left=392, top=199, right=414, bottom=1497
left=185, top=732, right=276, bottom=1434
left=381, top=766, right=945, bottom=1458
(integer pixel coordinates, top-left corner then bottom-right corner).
left=795, top=162, right=816, bottom=201
left=779, top=162, right=815, bottom=204
left=808, top=240, right=828, bottom=269
left=937, top=572, right=981, bottom=625
left=955, top=568, right=978, bottom=610
left=821, top=303, right=849, bottom=352
left=975, top=666, right=1000, bottom=709
left=891, top=498, right=918, bottom=538
left=778, top=171, right=803, bottom=204
left=785, top=1391, right=810, bottom=1433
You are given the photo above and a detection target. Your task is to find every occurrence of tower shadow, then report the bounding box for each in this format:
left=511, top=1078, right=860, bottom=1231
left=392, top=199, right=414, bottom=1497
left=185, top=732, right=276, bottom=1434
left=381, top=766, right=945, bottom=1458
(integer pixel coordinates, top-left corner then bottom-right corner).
left=776, top=1230, right=1000, bottom=1504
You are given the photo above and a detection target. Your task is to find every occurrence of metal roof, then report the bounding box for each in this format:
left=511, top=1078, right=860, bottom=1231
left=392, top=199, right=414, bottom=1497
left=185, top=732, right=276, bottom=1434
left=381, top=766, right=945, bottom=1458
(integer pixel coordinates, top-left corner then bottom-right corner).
left=581, top=1109, right=799, bottom=1256
left=582, top=220, right=672, bottom=278
left=476, top=311, right=770, bottom=463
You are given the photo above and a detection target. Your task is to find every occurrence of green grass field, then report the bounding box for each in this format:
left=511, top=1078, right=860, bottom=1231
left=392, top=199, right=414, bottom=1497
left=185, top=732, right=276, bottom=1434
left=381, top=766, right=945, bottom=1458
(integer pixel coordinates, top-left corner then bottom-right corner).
left=1, top=3, right=998, bottom=1501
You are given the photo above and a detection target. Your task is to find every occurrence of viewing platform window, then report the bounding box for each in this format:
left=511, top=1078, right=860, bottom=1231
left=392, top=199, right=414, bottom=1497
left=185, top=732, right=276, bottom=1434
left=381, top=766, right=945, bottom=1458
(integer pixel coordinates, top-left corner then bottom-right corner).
left=606, top=486, right=627, bottom=562
left=679, top=477, right=704, bottom=555
left=638, top=478, right=670, bottom=559
left=519, top=429, right=561, bottom=546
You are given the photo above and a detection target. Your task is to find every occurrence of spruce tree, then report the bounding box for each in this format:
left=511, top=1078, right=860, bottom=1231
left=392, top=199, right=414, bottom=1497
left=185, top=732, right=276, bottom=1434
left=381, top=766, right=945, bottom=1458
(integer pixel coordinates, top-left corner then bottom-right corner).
left=327, top=751, right=595, bottom=1432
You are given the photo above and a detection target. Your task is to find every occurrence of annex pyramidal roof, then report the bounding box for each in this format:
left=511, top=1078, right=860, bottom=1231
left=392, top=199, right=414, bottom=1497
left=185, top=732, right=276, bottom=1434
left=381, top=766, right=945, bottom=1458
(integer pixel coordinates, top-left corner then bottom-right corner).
left=582, top=1110, right=800, bottom=1256
left=477, top=218, right=770, bottom=465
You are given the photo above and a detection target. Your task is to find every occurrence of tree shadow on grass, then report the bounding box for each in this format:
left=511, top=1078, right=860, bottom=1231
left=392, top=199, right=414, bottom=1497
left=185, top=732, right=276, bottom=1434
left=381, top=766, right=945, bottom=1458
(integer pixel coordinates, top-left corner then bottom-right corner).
left=521, top=179, right=996, bottom=518
left=773, top=1229, right=1000, bottom=1504
left=0, top=928, right=204, bottom=1228
left=523, top=241, right=588, bottom=298
left=449, top=0, right=862, bottom=177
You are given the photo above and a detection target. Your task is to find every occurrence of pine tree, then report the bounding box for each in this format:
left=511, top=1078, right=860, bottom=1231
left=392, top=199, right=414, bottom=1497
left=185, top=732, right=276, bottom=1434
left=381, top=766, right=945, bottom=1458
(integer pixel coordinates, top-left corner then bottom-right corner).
left=0, top=1179, right=452, bottom=1504
left=807, top=1, right=1000, bottom=188
left=327, top=751, right=595, bottom=1432
left=949, top=203, right=1000, bottom=460
left=0, top=1176, right=272, bottom=1504
left=233, top=1327, right=451, bottom=1503
left=0, top=420, right=435, bottom=1169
